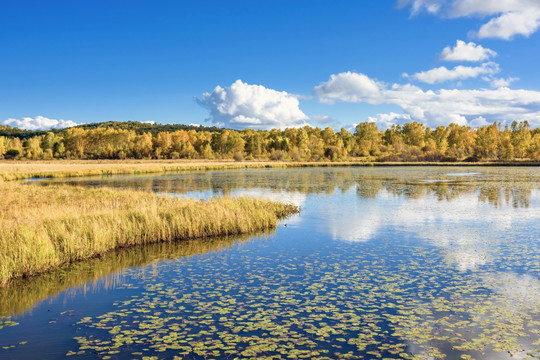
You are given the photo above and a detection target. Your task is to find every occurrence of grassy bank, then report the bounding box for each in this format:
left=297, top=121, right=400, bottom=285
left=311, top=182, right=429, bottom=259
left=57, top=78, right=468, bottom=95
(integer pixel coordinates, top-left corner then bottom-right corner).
left=1, top=159, right=540, bottom=181
left=0, top=181, right=298, bottom=286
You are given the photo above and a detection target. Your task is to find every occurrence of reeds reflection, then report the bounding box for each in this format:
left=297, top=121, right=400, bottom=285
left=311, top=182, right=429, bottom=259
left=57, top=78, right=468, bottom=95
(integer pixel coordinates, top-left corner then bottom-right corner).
left=40, top=166, right=540, bottom=208
left=0, top=231, right=273, bottom=317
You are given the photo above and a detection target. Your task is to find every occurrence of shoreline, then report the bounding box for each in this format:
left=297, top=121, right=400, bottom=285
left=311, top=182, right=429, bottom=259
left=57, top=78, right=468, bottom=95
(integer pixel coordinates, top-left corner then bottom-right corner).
left=1, top=159, right=539, bottom=181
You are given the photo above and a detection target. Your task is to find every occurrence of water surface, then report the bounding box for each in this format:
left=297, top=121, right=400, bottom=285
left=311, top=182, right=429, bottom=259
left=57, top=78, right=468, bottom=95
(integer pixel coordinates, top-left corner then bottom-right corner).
left=2, top=167, right=540, bottom=359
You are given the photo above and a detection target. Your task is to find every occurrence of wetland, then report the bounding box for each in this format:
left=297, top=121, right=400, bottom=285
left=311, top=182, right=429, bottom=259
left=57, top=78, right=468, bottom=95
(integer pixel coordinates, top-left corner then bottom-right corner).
left=1, top=166, right=539, bottom=359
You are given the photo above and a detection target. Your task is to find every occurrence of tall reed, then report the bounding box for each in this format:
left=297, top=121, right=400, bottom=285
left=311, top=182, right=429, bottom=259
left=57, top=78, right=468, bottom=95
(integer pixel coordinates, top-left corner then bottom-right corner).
left=0, top=181, right=298, bottom=286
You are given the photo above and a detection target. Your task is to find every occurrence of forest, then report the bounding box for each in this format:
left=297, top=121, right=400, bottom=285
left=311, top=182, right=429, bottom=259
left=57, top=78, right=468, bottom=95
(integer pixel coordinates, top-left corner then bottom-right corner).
left=0, top=120, right=539, bottom=162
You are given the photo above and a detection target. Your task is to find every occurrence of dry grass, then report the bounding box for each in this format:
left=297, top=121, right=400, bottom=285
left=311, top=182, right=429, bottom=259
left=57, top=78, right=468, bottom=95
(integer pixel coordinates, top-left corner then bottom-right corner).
left=1, top=159, right=539, bottom=181
left=0, top=180, right=298, bottom=286
left=0, top=159, right=305, bottom=181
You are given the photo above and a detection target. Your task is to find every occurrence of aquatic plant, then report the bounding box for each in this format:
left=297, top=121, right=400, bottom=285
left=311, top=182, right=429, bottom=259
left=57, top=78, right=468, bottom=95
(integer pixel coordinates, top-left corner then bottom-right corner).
left=0, top=233, right=270, bottom=316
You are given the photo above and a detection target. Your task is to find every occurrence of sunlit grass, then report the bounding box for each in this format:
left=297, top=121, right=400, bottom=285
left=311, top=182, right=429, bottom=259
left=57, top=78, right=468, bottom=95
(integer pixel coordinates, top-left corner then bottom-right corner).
left=0, top=180, right=298, bottom=285
left=1, top=159, right=538, bottom=181
left=0, top=160, right=321, bottom=181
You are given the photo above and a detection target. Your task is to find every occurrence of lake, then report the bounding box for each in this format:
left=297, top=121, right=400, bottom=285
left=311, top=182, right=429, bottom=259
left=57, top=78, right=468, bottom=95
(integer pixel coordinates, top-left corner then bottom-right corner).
left=1, top=166, right=539, bottom=359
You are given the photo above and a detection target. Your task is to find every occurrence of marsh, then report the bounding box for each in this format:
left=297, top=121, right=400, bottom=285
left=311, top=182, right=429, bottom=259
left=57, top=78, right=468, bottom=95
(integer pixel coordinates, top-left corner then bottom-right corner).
left=1, top=166, right=539, bottom=360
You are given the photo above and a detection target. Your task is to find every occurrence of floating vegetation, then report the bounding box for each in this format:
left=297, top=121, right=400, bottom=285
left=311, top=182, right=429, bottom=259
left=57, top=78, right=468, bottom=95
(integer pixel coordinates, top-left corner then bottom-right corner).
left=65, top=226, right=539, bottom=360
left=0, top=319, right=18, bottom=330
left=0, top=233, right=271, bottom=317
left=1, top=166, right=539, bottom=359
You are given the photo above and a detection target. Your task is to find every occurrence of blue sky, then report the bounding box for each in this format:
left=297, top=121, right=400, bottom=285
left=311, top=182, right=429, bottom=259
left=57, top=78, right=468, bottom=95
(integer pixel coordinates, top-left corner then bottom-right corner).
left=2, top=0, right=540, bottom=131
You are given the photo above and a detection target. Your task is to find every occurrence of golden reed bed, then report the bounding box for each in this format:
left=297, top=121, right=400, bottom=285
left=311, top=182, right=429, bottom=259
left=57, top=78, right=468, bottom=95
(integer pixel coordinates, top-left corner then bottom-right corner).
left=0, top=178, right=298, bottom=286
left=1, top=159, right=538, bottom=181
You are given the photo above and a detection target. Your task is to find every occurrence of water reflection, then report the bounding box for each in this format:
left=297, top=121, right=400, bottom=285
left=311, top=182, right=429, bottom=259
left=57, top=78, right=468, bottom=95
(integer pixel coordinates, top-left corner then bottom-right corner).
left=2, top=166, right=538, bottom=360
left=39, top=166, right=539, bottom=208
left=38, top=167, right=540, bottom=272
left=0, top=232, right=272, bottom=317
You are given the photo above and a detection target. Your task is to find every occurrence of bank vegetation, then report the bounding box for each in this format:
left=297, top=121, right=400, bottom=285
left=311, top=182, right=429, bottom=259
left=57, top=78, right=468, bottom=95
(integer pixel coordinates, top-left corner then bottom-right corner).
left=0, top=181, right=298, bottom=286
left=1, top=120, right=540, bottom=162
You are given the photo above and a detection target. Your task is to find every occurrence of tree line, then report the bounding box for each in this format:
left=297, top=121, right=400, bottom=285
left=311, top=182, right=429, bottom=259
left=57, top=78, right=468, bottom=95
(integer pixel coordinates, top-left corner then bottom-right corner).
left=1, top=121, right=539, bottom=161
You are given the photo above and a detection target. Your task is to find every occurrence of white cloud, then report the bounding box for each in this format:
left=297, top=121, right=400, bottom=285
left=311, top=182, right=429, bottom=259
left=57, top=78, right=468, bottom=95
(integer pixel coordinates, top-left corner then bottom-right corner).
left=475, top=9, right=540, bottom=40
left=483, top=272, right=540, bottom=309
left=406, top=62, right=499, bottom=84
left=489, top=76, right=519, bottom=88
left=401, top=0, right=540, bottom=40
left=2, top=116, right=77, bottom=130
left=315, top=71, right=540, bottom=128
left=313, top=71, right=384, bottom=104
left=196, top=79, right=309, bottom=130
left=440, top=40, right=497, bottom=62
left=367, top=112, right=412, bottom=128
left=469, top=116, right=490, bottom=127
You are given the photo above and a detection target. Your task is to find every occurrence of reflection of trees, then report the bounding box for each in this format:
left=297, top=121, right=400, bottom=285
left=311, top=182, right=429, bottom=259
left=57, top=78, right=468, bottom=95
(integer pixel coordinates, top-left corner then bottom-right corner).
left=43, top=167, right=539, bottom=208
left=478, top=182, right=533, bottom=208
left=0, top=232, right=271, bottom=317
left=356, top=180, right=383, bottom=199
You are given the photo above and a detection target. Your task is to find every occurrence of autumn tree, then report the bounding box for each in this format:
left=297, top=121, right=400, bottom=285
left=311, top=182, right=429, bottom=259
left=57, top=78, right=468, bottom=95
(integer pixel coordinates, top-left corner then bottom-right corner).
left=474, top=123, right=501, bottom=160
left=447, top=124, right=475, bottom=160
left=355, top=122, right=381, bottom=156
left=0, top=136, right=6, bottom=158
left=402, top=121, right=426, bottom=149
left=511, top=121, right=531, bottom=159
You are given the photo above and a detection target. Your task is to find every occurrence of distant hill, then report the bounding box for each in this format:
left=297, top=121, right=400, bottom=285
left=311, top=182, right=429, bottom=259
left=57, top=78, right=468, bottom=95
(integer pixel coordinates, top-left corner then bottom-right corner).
left=75, top=121, right=223, bottom=135
left=0, top=121, right=222, bottom=138
left=0, top=125, right=56, bottom=139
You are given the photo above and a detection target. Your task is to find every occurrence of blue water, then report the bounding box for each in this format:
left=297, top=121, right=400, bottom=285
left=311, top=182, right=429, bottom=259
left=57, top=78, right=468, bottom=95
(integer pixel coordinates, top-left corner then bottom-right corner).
left=1, top=167, right=539, bottom=360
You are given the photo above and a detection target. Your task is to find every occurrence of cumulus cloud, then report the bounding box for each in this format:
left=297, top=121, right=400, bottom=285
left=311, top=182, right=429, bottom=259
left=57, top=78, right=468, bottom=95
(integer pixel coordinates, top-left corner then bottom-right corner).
left=196, top=79, right=309, bottom=130
left=440, top=40, right=497, bottom=62
left=405, top=62, right=499, bottom=84
left=2, top=116, right=77, bottom=130
left=315, top=71, right=540, bottom=128
left=469, top=116, right=490, bottom=127
left=367, top=112, right=412, bottom=128
left=489, top=76, right=519, bottom=88
left=313, top=72, right=384, bottom=104
left=400, top=0, right=540, bottom=39
left=475, top=9, right=540, bottom=40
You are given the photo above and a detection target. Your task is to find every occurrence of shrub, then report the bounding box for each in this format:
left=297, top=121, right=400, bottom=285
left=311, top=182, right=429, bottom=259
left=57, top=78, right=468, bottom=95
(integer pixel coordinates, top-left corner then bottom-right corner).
left=4, top=149, right=20, bottom=159
left=233, top=151, right=244, bottom=162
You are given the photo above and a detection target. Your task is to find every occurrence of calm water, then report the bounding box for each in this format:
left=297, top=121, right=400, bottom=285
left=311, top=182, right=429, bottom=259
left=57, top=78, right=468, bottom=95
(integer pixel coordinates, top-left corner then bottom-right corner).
left=1, top=167, right=540, bottom=360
